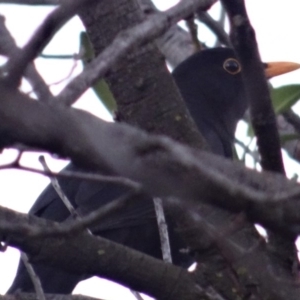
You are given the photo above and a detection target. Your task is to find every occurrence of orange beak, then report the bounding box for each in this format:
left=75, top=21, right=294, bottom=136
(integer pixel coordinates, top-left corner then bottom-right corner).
left=264, top=61, right=300, bottom=79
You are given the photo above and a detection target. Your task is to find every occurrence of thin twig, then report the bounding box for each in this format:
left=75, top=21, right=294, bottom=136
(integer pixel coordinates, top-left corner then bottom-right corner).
left=39, top=155, right=81, bottom=220
left=185, top=15, right=202, bottom=52
left=20, top=252, right=46, bottom=300
left=0, top=158, right=141, bottom=190
left=197, top=11, right=231, bottom=47
left=130, top=290, right=145, bottom=300
left=36, top=158, right=145, bottom=300
left=39, top=53, right=76, bottom=59
left=0, top=190, right=141, bottom=238
left=47, top=59, right=78, bottom=86
left=234, top=137, right=258, bottom=161
left=153, top=197, right=172, bottom=263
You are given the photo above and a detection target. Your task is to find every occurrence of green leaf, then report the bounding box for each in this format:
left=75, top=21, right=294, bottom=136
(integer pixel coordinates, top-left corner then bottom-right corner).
left=92, top=79, right=117, bottom=114
left=270, top=84, right=300, bottom=114
left=80, top=31, right=94, bottom=64
left=79, top=32, right=117, bottom=115
left=246, top=123, right=254, bottom=137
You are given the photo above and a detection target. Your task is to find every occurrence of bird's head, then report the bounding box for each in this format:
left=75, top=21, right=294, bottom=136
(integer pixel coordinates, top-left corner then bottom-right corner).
left=172, top=47, right=300, bottom=157
left=172, top=47, right=246, bottom=135
left=172, top=47, right=246, bottom=156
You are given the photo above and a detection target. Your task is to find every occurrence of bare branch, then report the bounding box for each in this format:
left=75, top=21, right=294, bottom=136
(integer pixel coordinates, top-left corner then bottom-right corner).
left=20, top=253, right=46, bottom=300
left=0, top=15, right=52, bottom=100
left=1, top=88, right=300, bottom=236
left=153, top=197, right=172, bottom=263
left=57, top=0, right=217, bottom=105
left=39, top=155, right=82, bottom=219
left=0, top=190, right=141, bottom=238
left=138, top=0, right=194, bottom=66
left=4, top=0, right=91, bottom=87
left=168, top=202, right=298, bottom=300
left=130, top=290, right=145, bottom=300
left=220, top=0, right=296, bottom=272
left=0, top=206, right=205, bottom=300
left=221, top=0, right=284, bottom=174
left=196, top=11, right=231, bottom=47
left=0, top=159, right=140, bottom=190
left=185, top=15, right=202, bottom=52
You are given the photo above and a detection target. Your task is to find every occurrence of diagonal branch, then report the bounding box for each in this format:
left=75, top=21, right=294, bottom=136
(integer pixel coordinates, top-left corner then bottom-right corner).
left=1, top=87, right=300, bottom=236
left=0, top=15, right=52, bottom=100
left=196, top=11, right=231, bottom=47
left=56, top=0, right=217, bottom=105
left=20, top=253, right=46, bottom=300
left=4, top=0, right=91, bottom=87
left=0, top=206, right=205, bottom=300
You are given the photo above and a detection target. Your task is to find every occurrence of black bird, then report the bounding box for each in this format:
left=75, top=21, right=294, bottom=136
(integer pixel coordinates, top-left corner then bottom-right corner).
left=7, top=47, right=298, bottom=294
left=173, top=48, right=246, bottom=157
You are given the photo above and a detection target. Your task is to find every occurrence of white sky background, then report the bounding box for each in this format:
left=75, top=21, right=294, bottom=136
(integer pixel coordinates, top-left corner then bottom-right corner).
left=1, top=0, right=300, bottom=298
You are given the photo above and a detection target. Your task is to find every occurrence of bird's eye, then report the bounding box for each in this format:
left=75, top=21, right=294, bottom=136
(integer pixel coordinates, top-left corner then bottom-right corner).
left=223, top=58, right=241, bottom=75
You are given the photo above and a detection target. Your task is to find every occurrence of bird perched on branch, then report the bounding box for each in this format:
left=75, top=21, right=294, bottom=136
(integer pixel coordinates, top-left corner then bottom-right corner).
left=7, top=47, right=299, bottom=294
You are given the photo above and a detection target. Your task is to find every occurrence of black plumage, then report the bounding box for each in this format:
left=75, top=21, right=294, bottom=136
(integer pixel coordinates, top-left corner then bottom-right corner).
left=8, top=47, right=247, bottom=294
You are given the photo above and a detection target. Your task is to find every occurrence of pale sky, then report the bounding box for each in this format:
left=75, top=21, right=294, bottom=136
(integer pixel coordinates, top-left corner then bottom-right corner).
left=0, top=1, right=300, bottom=299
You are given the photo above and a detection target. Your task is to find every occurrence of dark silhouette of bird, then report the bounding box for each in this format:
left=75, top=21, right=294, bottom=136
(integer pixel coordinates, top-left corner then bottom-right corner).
left=7, top=47, right=298, bottom=294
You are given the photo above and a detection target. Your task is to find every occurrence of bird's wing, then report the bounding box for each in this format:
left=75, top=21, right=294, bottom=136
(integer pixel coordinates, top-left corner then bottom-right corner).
left=30, top=163, right=156, bottom=230
left=75, top=179, right=156, bottom=231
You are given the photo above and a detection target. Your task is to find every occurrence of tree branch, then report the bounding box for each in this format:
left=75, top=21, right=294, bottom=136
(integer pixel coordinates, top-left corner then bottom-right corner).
left=57, top=0, right=217, bottom=105
left=0, top=15, right=52, bottom=100
left=1, top=87, right=300, bottom=237
left=4, top=0, right=91, bottom=87
left=220, top=0, right=297, bottom=272
left=221, top=0, right=284, bottom=174
left=0, top=206, right=205, bottom=300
